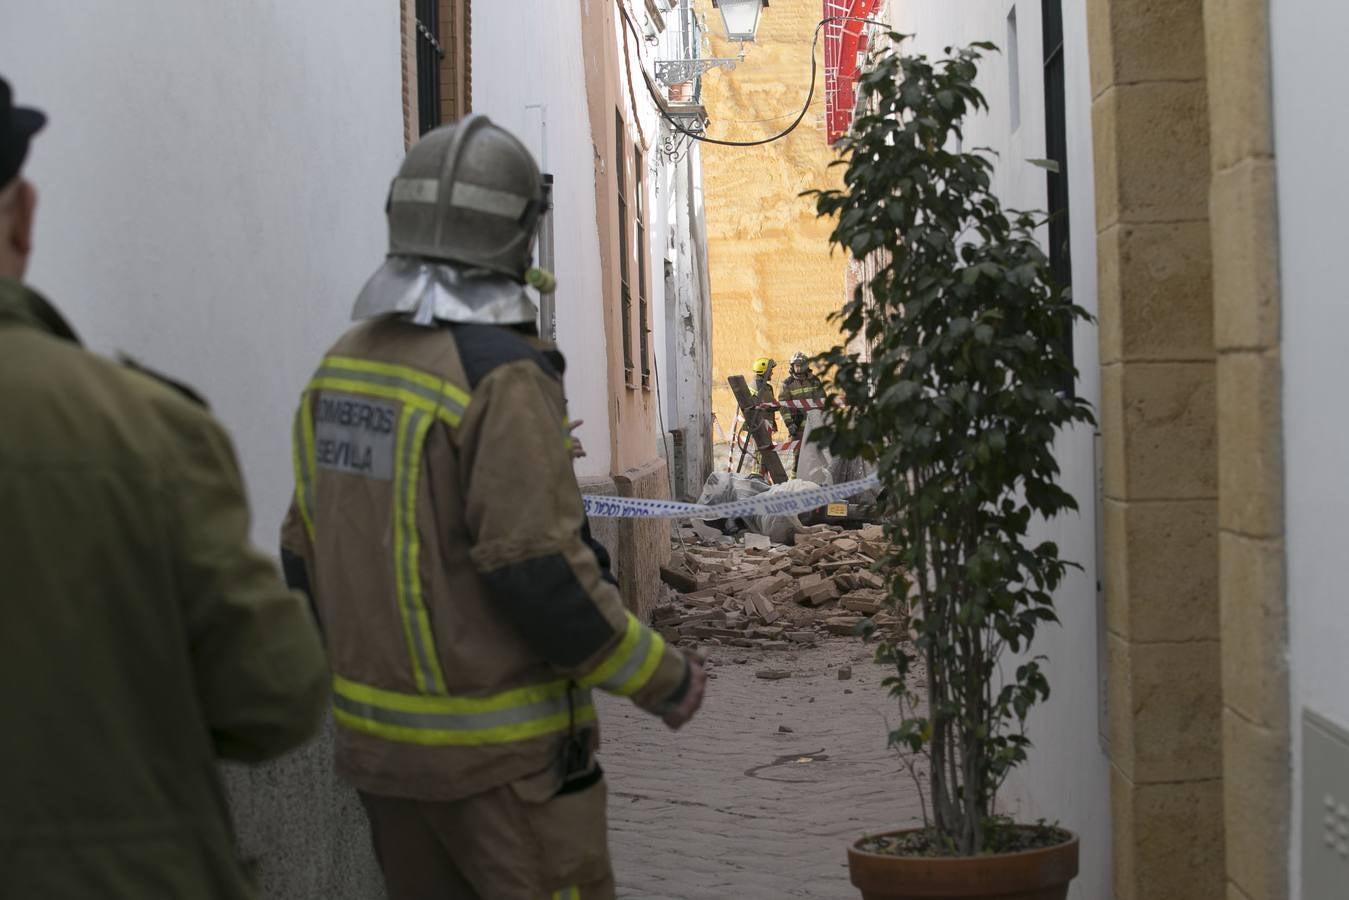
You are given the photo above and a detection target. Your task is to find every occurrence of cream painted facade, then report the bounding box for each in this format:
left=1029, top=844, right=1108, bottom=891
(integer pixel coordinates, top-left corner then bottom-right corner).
left=695, top=0, right=849, bottom=442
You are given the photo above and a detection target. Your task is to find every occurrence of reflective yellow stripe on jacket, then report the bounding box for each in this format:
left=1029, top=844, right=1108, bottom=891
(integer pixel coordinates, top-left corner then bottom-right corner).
left=331, top=674, right=596, bottom=746
left=292, top=356, right=472, bottom=696
left=551, top=887, right=581, bottom=900
left=580, top=613, right=668, bottom=697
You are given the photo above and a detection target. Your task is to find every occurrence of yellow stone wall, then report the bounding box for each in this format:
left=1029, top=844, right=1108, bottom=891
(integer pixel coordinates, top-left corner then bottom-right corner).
left=696, top=0, right=847, bottom=440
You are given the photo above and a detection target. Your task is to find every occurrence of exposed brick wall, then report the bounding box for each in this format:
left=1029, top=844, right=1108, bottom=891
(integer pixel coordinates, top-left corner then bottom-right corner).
left=695, top=0, right=848, bottom=439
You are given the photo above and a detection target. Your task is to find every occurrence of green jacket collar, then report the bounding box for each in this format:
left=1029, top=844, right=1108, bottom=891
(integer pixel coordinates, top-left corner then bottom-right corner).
left=0, top=278, right=81, bottom=344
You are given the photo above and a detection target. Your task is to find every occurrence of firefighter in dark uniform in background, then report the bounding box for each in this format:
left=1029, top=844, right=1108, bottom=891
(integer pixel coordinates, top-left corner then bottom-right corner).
left=780, top=351, right=825, bottom=441
left=779, top=352, right=826, bottom=477
left=281, top=114, right=706, bottom=900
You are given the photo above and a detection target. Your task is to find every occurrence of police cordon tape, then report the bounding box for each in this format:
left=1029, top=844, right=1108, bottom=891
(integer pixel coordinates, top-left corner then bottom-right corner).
left=755, top=397, right=828, bottom=411
left=582, top=473, right=880, bottom=520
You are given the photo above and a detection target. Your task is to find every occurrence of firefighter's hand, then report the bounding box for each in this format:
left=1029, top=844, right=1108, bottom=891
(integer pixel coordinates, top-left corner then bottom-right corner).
left=662, top=658, right=708, bottom=730
left=567, top=419, right=587, bottom=460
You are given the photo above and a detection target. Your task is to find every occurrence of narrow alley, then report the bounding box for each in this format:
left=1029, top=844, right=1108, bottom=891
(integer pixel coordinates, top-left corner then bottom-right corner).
left=4, top=0, right=1345, bottom=897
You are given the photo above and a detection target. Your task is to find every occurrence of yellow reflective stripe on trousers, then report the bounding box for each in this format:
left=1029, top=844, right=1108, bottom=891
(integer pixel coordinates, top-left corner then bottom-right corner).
left=579, top=613, right=666, bottom=696
left=291, top=396, right=317, bottom=542
left=332, top=674, right=596, bottom=746
left=551, top=887, right=581, bottom=900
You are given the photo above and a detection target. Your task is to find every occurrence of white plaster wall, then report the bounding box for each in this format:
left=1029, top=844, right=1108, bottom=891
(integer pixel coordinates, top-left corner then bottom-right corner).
left=887, top=4, right=1109, bottom=897
left=657, top=143, right=715, bottom=499
left=649, top=143, right=673, bottom=444
left=1, top=1, right=404, bottom=557
left=1270, top=2, right=1349, bottom=893
left=472, top=0, right=613, bottom=479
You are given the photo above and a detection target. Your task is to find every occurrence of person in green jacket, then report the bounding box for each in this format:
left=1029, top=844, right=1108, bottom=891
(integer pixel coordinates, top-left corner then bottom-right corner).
left=0, top=76, right=329, bottom=899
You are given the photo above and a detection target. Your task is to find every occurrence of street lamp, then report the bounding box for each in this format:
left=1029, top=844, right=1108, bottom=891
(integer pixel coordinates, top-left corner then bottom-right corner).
left=712, top=0, right=768, bottom=43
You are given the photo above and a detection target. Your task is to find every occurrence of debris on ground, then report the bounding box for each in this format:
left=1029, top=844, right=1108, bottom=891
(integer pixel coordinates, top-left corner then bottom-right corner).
left=652, top=522, right=907, bottom=653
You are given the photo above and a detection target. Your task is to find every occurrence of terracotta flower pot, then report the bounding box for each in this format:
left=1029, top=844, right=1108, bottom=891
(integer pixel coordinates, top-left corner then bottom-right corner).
left=847, top=828, right=1080, bottom=900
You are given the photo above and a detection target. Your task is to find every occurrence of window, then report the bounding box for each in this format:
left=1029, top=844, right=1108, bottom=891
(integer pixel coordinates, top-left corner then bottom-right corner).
left=404, top=0, right=471, bottom=144
left=636, top=164, right=650, bottom=389
left=1041, top=0, right=1074, bottom=390
left=1007, top=7, right=1021, bottom=132
left=616, top=111, right=634, bottom=384
left=437, top=0, right=471, bottom=124
left=415, top=0, right=443, bottom=135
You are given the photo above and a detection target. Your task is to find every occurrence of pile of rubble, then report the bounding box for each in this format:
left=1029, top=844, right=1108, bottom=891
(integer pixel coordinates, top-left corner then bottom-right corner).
left=654, top=523, right=906, bottom=652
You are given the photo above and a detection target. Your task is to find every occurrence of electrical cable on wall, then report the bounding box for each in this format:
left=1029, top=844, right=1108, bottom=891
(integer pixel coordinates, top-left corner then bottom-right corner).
left=615, top=2, right=891, bottom=148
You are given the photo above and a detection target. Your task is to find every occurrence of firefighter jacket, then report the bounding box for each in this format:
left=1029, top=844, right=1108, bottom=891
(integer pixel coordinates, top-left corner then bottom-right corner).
left=779, top=373, right=825, bottom=438
left=282, top=317, right=689, bottom=802
left=0, top=278, right=329, bottom=900
left=751, top=373, right=777, bottom=433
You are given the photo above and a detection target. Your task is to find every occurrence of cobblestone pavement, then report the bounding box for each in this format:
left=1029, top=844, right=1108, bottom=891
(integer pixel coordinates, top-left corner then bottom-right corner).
left=597, top=639, right=925, bottom=899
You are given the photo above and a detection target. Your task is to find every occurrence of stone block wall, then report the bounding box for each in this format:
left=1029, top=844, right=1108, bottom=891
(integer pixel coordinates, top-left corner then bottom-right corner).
left=1091, top=0, right=1292, bottom=895
left=1087, top=0, right=1226, bottom=896
left=1202, top=0, right=1289, bottom=896
left=613, top=458, right=672, bottom=622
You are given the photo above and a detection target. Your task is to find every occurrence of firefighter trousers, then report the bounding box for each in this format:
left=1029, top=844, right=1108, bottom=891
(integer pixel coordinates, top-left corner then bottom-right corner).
left=359, top=769, right=615, bottom=900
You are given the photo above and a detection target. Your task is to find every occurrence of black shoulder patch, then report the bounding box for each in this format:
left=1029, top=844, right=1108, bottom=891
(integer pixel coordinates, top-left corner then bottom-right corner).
left=450, top=323, right=559, bottom=389
left=119, top=355, right=210, bottom=409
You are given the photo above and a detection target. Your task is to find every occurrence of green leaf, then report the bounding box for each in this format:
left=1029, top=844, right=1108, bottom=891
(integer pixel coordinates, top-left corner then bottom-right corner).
left=1025, top=157, right=1061, bottom=174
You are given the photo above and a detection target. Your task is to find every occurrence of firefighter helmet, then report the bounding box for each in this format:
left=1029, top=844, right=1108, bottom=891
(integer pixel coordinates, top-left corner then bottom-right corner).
left=386, top=114, right=547, bottom=279
left=351, top=114, right=550, bottom=326
left=752, top=357, right=776, bottom=375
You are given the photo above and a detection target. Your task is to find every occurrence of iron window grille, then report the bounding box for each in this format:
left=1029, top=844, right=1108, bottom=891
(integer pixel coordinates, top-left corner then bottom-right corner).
left=416, top=0, right=444, bottom=135
left=636, top=166, right=650, bottom=389
left=1041, top=0, right=1074, bottom=395
left=616, top=112, right=635, bottom=385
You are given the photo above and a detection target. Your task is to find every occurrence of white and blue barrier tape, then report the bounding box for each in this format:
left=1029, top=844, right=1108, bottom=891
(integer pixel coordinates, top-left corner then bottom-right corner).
left=582, top=474, right=880, bottom=520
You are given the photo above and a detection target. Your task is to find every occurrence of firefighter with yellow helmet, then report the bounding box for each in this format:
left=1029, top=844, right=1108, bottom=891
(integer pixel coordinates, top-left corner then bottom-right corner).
left=282, top=114, right=705, bottom=900
left=751, top=355, right=778, bottom=433
left=733, top=356, right=778, bottom=474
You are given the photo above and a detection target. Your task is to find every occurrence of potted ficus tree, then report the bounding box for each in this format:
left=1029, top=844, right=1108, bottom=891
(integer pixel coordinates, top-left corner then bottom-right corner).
left=807, top=37, right=1094, bottom=900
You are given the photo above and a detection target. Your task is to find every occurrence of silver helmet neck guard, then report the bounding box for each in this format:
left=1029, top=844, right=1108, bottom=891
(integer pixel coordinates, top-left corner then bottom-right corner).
left=351, top=113, right=548, bottom=326
left=351, top=256, right=537, bottom=326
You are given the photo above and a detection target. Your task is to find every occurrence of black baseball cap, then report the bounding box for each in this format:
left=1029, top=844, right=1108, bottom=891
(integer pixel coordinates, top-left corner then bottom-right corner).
left=1, top=76, right=46, bottom=188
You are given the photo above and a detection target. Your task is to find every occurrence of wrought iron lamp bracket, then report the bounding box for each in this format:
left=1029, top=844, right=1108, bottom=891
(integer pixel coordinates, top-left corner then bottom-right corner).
left=654, top=56, right=742, bottom=86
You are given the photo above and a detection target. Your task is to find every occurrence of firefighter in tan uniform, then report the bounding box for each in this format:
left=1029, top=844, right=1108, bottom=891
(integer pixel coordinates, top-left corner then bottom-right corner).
left=282, top=115, right=706, bottom=900
left=1, top=77, right=328, bottom=899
